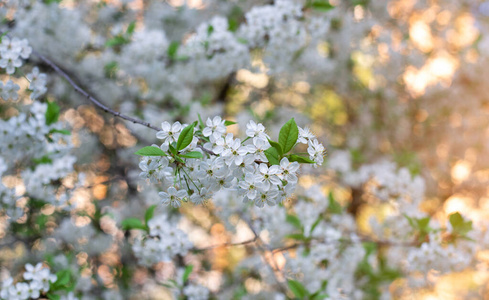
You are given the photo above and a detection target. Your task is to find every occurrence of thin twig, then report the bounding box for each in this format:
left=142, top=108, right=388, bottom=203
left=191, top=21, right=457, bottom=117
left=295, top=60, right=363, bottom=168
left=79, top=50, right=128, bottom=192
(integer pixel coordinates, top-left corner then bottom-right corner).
left=31, top=51, right=273, bottom=168
left=241, top=216, right=289, bottom=294
left=271, top=235, right=419, bottom=254
left=193, top=236, right=258, bottom=252
left=31, top=50, right=160, bottom=132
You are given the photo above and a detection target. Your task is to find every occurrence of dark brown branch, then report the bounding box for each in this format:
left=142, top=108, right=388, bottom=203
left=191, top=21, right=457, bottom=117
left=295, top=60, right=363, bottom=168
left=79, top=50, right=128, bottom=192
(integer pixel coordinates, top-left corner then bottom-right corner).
left=31, top=50, right=160, bottom=132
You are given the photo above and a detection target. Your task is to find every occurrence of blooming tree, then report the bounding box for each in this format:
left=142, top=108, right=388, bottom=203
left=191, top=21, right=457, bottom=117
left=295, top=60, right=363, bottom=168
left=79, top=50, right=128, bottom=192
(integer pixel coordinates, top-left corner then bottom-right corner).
left=1, top=0, right=489, bottom=299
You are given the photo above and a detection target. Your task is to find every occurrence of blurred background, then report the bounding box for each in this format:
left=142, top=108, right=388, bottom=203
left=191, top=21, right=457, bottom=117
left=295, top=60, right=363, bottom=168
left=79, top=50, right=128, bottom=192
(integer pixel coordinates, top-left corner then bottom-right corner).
left=3, top=0, right=489, bottom=299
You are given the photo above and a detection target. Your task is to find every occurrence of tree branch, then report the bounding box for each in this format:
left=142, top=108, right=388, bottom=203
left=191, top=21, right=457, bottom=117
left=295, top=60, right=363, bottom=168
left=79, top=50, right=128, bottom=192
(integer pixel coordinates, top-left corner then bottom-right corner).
left=192, top=236, right=258, bottom=252
left=31, top=50, right=160, bottom=132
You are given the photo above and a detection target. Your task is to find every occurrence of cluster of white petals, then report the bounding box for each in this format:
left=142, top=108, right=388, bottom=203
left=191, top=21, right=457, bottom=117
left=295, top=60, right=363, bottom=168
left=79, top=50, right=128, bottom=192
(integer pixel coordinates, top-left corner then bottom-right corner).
left=0, top=263, right=57, bottom=300
left=138, top=117, right=325, bottom=209
left=0, top=36, right=31, bottom=74
left=132, top=215, right=193, bottom=266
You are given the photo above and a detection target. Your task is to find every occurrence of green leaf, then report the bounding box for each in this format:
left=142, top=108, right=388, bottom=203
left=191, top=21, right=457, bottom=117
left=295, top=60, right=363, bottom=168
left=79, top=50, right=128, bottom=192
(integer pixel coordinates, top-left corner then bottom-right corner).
left=168, top=279, right=179, bottom=288
left=268, top=139, right=283, bottom=157
left=197, top=114, right=205, bottom=130
left=169, top=143, right=178, bottom=156
left=54, top=270, right=70, bottom=287
left=449, top=212, right=472, bottom=236
left=160, top=283, right=175, bottom=288
left=168, top=41, right=179, bottom=60
left=309, top=0, right=335, bottom=12
left=228, top=17, right=239, bottom=32
left=32, top=155, right=53, bottom=166
left=176, top=124, right=195, bottom=151
left=121, top=218, right=146, bottom=231
left=48, top=129, right=71, bottom=135
left=310, top=217, right=322, bottom=234
left=144, top=205, right=157, bottom=225
left=288, top=279, right=308, bottom=299
left=224, top=120, right=237, bottom=126
left=126, top=21, right=136, bottom=35
left=278, top=118, right=299, bottom=154
left=416, top=217, right=430, bottom=231
left=51, top=269, right=72, bottom=291
left=182, top=264, right=194, bottom=282
left=264, top=147, right=280, bottom=165
left=105, top=35, right=129, bottom=47
left=286, top=214, right=302, bottom=230
left=0, top=31, right=8, bottom=43
left=180, top=151, right=203, bottom=159
left=310, top=293, right=329, bottom=300
left=104, top=61, right=118, bottom=78
left=328, top=192, right=342, bottom=214
left=134, top=146, right=167, bottom=156
left=47, top=294, right=61, bottom=300
left=285, top=233, right=307, bottom=241
left=45, top=101, right=60, bottom=125
left=207, top=25, right=214, bottom=35
left=404, top=215, right=432, bottom=242
left=288, top=154, right=315, bottom=164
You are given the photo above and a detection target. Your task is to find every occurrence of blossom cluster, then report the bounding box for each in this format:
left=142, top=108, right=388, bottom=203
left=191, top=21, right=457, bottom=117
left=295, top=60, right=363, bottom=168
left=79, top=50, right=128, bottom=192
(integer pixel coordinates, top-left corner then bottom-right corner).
left=26, top=67, right=48, bottom=100
left=132, top=215, right=192, bottom=266
left=0, top=36, right=31, bottom=74
left=2, top=0, right=489, bottom=299
left=0, top=263, right=57, bottom=300
left=0, top=79, right=20, bottom=101
left=138, top=116, right=325, bottom=208
left=0, top=101, right=76, bottom=221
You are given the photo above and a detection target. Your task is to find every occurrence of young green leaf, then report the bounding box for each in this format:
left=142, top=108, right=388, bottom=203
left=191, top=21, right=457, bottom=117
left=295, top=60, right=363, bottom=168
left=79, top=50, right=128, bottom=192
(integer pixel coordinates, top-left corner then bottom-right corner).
left=182, top=264, right=194, bottom=282
left=416, top=217, right=431, bottom=232
left=32, top=155, right=53, bottom=166
left=310, top=294, right=329, bottom=300
left=168, top=41, right=179, bottom=60
left=48, top=129, right=71, bottom=135
left=207, top=25, right=214, bottom=35
left=278, top=118, right=299, bottom=154
left=105, top=35, right=129, bottom=47
left=144, top=205, right=157, bottom=225
left=47, top=294, right=61, bottom=300
left=169, top=144, right=177, bottom=156
left=449, top=212, right=472, bottom=236
left=176, top=124, right=194, bottom=150
left=328, top=192, right=342, bottom=214
left=0, top=31, right=8, bottom=43
left=104, top=61, right=119, bottom=78
left=264, top=147, right=280, bottom=165
left=288, top=279, right=308, bottom=299
left=308, top=0, right=335, bottom=12
left=126, top=21, right=136, bottom=35
left=180, top=151, right=203, bottom=159
left=134, top=146, right=167, bottom=156
left=53, top=270, right=70, bottom=288
left=121, top=218, right=146, bottom=231
left=45, top=101, right=60, bottom=125
left=288, top=154, right=315, bottom=164
left=285, top=233, right=307, bottom=241
left=286, top=214, right=302, bottom=230
left=268, top=139, right=283, bottom=157
left=310, top=217, right=322, bottom=234
left=197, top=114, right=205, bottom=130
left=224, top=120, right=237, bottom=126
